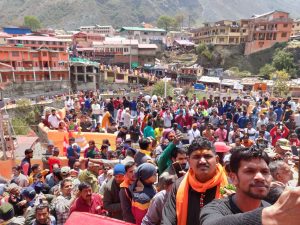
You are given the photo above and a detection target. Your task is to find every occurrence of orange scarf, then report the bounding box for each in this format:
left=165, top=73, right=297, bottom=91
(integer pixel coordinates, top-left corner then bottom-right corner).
left=176, top=164, right=228, bottom=225
left=120, top=177, right=131, bottom=188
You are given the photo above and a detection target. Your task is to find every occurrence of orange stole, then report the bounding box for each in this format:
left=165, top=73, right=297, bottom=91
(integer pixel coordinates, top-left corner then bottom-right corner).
left=176, top=164, right=228, bottom=225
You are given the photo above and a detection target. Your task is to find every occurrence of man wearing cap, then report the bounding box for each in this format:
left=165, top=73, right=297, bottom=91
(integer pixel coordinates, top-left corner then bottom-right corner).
left=0, top=203, right=25, bottom=225
left=274, top=139, right=292, bottom=160
left=188, top=123, right=201, bottom=144
left=20, top=149, right=33, bottom=176
left=119, top=162, right=136, bottom=223
left=79, top=162, right=100, bottom=193
left=103, top=164, right=125, bottom=220
left=22, top=186, right=37, bottom=217
left=6, top=184, right=26, bottom=216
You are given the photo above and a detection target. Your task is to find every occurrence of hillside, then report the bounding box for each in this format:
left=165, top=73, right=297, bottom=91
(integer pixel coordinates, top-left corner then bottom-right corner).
left=0, top=0, right=300, bottom=30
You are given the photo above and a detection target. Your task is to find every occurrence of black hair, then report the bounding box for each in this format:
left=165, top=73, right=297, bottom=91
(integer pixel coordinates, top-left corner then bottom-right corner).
left=230, top=146, right=270, bottom=174
left=125, top=161, right=135, bottom=172
left=139, top=138, right=152, bottom=150
left=78, top=182, right=91, bottom=191
left=31, top=164, right=40, bottom=172
left=36, top=203, right=50, bottom=213
left=60, top=178, right=73, bottom=189
left=171, top=147, right=187, bottom=159
left=12, top=166, right=22, bottom=171
left=187, top=137, right=215, bottom=156
left=25, top=149, right=33, bottom=155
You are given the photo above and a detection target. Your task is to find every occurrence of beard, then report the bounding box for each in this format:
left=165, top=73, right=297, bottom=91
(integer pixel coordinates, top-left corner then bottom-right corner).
left=245, top=182, right=270, bottom=199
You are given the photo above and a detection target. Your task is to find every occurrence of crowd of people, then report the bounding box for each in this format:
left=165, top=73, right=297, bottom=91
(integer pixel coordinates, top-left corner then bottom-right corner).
left=1, top=91, right=300, bottom=225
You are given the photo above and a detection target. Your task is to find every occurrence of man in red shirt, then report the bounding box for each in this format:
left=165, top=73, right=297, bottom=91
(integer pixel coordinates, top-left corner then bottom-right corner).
left=70, top=182, right=107, bottom=216
left=48, top=147, right=61, bottom=173
left=199, top=97, right=209, bottom=109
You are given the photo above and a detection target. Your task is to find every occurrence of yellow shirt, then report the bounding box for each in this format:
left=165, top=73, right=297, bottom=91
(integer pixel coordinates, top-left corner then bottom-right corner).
left=154, top=128, right=163, bottom=141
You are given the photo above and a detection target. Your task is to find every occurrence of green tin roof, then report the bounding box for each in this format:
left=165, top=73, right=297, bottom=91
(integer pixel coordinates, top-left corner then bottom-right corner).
left=70, top=57, right=99, bottom=66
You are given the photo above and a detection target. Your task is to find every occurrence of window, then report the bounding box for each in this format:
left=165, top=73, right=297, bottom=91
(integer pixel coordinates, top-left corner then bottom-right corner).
left=12, top=51, right=19, bottom=57
left=32, top=53, right=38, bottom=58
left=144, top=32, right=148, bottom=35
left=124, top=48, right=128, bottom=52
left=281, top=32, right=287, bottom=38
left=42, top=52, right=47, bottom=57
left=142, top=38, right=147, bottom=43
left=59, top=48, right=64, bottom=51
left=273, top=33, right=277, bottom=40
left=283, top=24, right=288, bottom=28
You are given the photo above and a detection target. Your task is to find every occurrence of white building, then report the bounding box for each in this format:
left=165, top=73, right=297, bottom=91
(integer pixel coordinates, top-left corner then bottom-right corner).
left=119, top=27, right=166, bottom=45
left=79, top=25, right=115, bottom=36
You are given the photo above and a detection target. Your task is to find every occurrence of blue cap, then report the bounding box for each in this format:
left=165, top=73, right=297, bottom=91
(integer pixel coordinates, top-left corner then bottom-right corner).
left=21, top=187, right=36, bottom=199
left=113, top=164, right=126, bottom=176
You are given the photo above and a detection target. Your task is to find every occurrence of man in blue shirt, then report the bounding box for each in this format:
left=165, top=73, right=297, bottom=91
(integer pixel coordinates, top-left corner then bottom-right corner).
left=130, top=97, right=138, bottom=117
left=274, top=104, right=283, bottom=122
left=67, top=142, right=81, bottom=169
left=237, top=111, right=250, bottom=129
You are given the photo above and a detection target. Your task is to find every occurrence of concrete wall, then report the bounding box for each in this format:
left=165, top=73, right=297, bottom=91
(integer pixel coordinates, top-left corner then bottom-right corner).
left=2, top=80, right=71, bottom=98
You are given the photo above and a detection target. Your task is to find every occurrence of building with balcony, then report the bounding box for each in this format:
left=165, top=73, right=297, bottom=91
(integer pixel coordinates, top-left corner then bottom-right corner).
left=6, top=36, right=69, bottom=52
left=0, top=46, right=69, bottom=83
left=76, top=37, right=157, bottom=69
left=191, top=20, right=249, bottom=45
left=119, top=27, right=166, bottom=45
left=72, top=32, right=105, bottom=48
left=79, top=25, right=115, bottom=36
left=291, top=19, right=300, bottom=37
left=244, top=11, right=293, bottom=55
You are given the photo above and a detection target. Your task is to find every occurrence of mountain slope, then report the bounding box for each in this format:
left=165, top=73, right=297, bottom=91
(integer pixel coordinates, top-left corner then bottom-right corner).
left=0, top=0, right=299, bottom=29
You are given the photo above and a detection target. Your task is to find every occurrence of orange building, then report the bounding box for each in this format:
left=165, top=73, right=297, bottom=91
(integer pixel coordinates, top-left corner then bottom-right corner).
left=0, top=46, right=69, bottom=83
left=6, top=35, right=69, bottom=51
left=245, top=11, right=293, bottom=55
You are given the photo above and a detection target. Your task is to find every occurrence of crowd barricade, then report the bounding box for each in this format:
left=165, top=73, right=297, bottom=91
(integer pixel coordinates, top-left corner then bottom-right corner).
left=38, top=123, right=117, bottom=156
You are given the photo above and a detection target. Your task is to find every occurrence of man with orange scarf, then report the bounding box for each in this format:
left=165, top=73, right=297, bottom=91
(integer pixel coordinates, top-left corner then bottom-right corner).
left=119, top=161, right=136, bottom=223
left=162, top=137, right=228, bottom=225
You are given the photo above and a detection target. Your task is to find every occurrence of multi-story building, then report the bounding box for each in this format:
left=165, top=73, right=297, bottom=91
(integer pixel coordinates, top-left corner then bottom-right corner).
left=119, top=27, right=166, bottom=45
left=245, top=11, right=293, bottom=55
left=6, top=36, right=69, bottom=51
left=191, top=20, right=249, bottom=45
left=72, top=32, right=105, bottom=48
left=0, top=32, right=12, bottom=45
left=0, top=46, right=69, bottom=83
left=291, top=19, right=300, bottom=36
left=76, top=37, right=157, bottom=68
left=79, top=25, right=115, bottom=36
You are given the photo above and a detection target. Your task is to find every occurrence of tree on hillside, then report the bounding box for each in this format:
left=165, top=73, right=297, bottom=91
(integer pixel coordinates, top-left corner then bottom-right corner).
left=152, top=80, right=173, bottom=97
left=259, top=64, right=276, bottom=79
left=272, top=49, right=297, bottom=78
left=157, top=15, right=177, bottom=31
left=24, top=16, right=42, bottom=31
left=272, top=70, right=290, bottom=97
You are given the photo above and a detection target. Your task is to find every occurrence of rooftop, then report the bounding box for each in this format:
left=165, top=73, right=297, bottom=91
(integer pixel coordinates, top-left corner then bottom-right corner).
left=252, top=10, right=289, bottom=19
left=138, top=44, right=158, bottom=49
left=120, top=27, right=166, bottom=33
left=7, top=35, right=68, bottom=42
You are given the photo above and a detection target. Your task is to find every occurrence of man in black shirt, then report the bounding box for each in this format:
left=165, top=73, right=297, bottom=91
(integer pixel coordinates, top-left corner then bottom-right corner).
left=200, top=147, right=300, bottom=225
left=162, top=137, right=228, bottom=225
